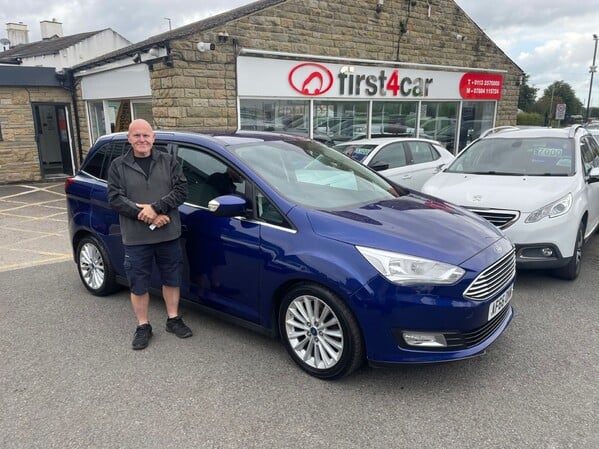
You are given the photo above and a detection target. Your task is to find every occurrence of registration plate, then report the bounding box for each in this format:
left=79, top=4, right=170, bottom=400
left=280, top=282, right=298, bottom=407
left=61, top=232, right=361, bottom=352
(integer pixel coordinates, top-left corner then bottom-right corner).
left=488, top=285, right=513, bottom=321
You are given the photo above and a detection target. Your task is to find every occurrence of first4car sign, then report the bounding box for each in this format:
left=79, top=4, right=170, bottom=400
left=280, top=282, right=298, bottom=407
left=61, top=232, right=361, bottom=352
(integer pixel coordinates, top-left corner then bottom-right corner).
left=238, top=56, right=504, bottom=101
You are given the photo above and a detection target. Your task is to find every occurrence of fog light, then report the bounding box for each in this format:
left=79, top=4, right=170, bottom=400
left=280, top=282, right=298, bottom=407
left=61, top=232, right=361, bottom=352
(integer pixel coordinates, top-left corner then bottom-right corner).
left=402, top=331, right=447, bottom=348
left=541, top=247, right=553, bottom=257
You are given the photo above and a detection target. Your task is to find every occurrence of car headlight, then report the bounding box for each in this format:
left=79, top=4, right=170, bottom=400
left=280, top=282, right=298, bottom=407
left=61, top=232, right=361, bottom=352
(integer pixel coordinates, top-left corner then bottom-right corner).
left=525, top=193, right=572, bottom=223
left=356, top=246, right=465, bottom=285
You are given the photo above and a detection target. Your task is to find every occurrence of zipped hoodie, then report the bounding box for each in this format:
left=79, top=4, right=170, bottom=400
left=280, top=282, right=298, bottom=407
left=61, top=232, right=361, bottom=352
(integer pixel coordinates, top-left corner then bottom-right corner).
left=107, top=148, right=188, bottom=246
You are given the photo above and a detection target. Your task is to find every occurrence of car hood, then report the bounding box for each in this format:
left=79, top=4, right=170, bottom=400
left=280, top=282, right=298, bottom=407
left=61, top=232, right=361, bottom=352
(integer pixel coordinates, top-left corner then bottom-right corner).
left=306, top=193, right=505, bottom=266
left=422, top=172, right=576, bottom=212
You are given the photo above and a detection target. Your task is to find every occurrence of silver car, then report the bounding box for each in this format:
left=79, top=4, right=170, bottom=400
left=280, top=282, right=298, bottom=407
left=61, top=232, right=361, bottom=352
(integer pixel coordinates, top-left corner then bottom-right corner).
left=334, top=137, right=455, bottom=191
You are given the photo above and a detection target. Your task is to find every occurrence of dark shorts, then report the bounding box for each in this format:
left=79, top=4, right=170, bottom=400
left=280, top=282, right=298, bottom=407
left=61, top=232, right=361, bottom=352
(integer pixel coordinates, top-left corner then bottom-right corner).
left=123, top=239, right=183, bottom=295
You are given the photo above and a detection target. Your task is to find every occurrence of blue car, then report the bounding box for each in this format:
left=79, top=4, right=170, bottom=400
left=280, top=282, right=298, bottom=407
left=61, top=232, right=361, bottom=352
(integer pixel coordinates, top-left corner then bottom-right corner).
left=65, top=130, right=515, bottom=379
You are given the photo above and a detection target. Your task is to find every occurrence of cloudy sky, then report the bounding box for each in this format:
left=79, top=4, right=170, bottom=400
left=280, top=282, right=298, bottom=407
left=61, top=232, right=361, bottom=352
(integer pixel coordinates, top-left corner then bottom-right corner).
left=2, top=0, right=599, bottom=105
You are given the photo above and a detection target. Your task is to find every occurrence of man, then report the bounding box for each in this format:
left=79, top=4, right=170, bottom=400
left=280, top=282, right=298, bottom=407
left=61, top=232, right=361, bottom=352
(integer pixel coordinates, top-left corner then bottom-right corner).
left=107, top=119, right=191, bottom=350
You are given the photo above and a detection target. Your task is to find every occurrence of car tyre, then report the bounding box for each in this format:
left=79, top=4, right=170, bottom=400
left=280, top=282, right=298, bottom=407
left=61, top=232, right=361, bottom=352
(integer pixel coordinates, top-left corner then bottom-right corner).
left=76, top=235, right=120, bottom=296
left=554, top=221, right=585, bottom=281
left=279, top=283, right=365, bottom=379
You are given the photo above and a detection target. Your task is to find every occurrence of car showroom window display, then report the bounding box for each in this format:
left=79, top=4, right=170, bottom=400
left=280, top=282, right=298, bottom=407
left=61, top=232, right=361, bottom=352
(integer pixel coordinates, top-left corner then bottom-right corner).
left=422, top=125, right=599, bottom=280
left=65, top=130, right=514, bottom=379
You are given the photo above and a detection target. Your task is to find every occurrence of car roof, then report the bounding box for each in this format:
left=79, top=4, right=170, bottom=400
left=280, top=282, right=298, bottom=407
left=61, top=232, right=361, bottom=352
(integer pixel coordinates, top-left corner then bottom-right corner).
left=335, top=137, right=444, bottom=146
left=93, top=129, right=309, bottom=147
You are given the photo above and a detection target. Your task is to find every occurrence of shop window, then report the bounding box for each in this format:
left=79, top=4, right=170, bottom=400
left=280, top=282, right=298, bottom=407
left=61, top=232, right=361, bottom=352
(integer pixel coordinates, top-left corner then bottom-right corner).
left=87, top=99, right=153, bottom=143
left=458, top=102, right=496, bottom=152
left=314, top=101, right=368, bottom=144
left=239, top=99, right=309, bottom=135
left=88, top=101, right=105, bottom=144
left=419, top=102, right=458, bottom=152
left=371, top=101, right=418, bottom=138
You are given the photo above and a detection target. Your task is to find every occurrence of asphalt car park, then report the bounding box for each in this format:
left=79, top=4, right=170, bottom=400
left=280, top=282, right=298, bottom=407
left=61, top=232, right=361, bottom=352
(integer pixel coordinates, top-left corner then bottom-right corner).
left=1, top=209, right=598, bottom=448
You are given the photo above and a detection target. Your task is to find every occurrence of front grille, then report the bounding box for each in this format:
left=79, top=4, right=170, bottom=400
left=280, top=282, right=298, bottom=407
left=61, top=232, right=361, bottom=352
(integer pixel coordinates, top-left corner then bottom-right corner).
left=444, top=305, right=511, bottom=349
left=465, top=207, right=520, bottom=229
left=463, top=249, right=516, bottom=301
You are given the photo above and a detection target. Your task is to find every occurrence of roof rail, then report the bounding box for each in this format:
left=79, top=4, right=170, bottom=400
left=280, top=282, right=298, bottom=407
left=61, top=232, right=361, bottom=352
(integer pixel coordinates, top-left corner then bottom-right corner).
left=568, top=124, right=585, bottom=138
left=479, top=126, right=520, bottom=139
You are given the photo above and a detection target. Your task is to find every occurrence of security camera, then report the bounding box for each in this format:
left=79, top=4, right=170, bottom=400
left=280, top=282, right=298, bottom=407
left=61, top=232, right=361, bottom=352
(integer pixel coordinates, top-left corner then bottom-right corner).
left=197, top=42, right=216, bottom=52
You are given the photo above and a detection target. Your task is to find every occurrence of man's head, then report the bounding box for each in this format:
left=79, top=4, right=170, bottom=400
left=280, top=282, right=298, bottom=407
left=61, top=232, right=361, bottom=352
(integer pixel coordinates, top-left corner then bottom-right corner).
left=127, top=119, right=155, bottom=157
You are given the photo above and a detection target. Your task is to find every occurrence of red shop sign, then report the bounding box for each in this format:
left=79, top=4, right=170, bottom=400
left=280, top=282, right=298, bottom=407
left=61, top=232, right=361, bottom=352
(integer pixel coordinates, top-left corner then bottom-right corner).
left=459, top=73, right=503, bottom=100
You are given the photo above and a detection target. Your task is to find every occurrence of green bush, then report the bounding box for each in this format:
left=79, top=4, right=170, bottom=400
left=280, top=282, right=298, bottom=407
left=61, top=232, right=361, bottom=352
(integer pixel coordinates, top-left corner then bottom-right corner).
left=517, top=112, right=545, bottom=126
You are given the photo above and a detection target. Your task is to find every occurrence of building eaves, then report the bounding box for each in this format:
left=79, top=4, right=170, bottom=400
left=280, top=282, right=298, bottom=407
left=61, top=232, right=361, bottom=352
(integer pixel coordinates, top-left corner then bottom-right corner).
left=73, top=0, right=286, bottom=70
left=0, top=30, right=107, bottom=59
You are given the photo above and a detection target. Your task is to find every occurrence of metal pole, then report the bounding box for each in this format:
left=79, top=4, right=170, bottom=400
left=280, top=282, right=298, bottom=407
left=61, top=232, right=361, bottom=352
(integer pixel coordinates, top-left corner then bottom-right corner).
left=585, top=34, right=598, bottom=122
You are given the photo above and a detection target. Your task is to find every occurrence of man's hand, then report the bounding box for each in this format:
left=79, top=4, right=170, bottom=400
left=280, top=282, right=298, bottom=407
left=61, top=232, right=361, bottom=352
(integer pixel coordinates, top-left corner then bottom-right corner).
left=136, top=203, right=158, bottom=224
left=150, top=214, right=171, bottom=228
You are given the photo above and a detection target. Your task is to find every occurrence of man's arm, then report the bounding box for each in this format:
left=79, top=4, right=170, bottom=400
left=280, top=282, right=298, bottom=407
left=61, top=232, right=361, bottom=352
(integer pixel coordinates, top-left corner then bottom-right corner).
left=107, top=160, right=142, bottom=219
left=150, top=156, right=188, bottom=214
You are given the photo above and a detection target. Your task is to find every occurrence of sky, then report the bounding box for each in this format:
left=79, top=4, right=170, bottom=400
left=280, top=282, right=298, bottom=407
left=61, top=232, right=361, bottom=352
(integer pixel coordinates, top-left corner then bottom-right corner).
left=2, top=0, right=599, bottom=106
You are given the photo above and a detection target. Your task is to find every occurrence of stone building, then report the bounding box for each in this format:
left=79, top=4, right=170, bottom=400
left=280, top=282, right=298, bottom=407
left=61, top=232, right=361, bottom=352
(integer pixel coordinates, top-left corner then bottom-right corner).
left=2, top=0, right=524, bottom=183
left=0, top=22, right=130, bottom=184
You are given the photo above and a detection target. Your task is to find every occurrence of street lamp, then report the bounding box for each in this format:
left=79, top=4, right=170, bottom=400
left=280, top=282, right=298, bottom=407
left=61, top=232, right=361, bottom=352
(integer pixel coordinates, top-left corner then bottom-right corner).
left=585, top=34, right=599, bottom=122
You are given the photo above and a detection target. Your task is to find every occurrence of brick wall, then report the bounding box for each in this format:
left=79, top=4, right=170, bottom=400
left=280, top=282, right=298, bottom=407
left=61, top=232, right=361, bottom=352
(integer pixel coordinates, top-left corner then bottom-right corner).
left=0, top=87, right=72, bottom=184
left=148, top=0, right=521, bottom=130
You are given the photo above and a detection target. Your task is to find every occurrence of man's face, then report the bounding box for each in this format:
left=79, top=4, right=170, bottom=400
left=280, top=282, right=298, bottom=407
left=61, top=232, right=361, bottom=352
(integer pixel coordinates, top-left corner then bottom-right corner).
left=127, top=121, right=155, bottom=157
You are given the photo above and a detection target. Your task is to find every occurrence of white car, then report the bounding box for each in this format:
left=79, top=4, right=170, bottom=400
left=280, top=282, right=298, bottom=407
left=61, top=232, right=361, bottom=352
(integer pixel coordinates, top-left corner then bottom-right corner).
left=422, top=125, right=599, bottom=280
left=334, top=137, right=454, bottom=191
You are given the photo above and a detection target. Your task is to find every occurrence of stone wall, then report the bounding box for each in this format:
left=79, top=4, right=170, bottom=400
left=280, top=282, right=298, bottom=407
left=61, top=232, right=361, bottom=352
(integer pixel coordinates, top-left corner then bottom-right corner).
left=0, top=87, right=73, bottom=184
left=149, top=0, right=522, bottom=130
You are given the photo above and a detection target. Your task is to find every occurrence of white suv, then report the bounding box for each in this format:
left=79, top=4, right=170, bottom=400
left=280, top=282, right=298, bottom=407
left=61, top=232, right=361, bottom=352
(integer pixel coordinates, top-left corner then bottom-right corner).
left=422, top=125, right=599, bottom=280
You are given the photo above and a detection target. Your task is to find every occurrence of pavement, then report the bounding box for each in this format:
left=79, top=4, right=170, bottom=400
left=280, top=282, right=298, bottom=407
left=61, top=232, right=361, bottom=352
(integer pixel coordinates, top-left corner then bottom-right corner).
left=0, top=182, right=72, bottom=273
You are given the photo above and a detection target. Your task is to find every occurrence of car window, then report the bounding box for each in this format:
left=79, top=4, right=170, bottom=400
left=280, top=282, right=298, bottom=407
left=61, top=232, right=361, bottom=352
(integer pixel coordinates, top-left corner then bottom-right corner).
left=255, top=189, right=290, bottom=228
left=448, top=137, right=574, bottom=176
left=580, top=137, right=599, bottom=176
left=333, top=143, right=377, bottom=161
left=369, top=143, right=407, bottom=169
left=406, top=141, right=438, bottom=164
left=81, top=141, right=125, bottom=181
left=232, top=140, right=399, bottom=209
left=176, top=145, right=247, bottom=207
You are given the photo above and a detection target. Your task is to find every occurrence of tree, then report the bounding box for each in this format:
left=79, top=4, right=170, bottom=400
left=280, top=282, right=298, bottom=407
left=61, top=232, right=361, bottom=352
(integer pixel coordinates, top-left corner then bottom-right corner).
left=533, top=81, right=584, bottom=120
left=517, top=74, right=538, bottom=112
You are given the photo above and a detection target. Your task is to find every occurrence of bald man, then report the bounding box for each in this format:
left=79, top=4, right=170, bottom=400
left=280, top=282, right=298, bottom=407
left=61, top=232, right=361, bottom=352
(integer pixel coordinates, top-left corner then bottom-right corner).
left=107, top=119, right=191, bottom=349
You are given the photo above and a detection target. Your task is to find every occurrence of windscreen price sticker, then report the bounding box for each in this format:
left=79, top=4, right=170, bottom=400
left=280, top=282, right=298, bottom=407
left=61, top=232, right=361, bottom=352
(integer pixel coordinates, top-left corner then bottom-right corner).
left=488, top=285, right=513, bottom=321
left=459, top=73, right=503, bottom=100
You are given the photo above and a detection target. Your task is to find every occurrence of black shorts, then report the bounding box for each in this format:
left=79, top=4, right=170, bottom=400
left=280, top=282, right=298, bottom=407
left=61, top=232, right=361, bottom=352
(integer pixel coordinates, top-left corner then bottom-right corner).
left=123, top=239, right=183, bottom=295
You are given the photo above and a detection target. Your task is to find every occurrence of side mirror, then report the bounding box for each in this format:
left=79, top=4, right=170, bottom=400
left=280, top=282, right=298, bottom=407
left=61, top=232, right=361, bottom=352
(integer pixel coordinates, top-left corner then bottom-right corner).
left=588, top=166, right=599, bottom=183
left=370, top=161, right=390, bottom=171
left=208, top=195, right=248, bottom=217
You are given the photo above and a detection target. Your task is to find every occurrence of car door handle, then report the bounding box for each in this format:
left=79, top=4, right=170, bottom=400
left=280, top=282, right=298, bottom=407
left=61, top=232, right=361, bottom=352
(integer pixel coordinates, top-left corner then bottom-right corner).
left=401, top=175, right=412, bottom=179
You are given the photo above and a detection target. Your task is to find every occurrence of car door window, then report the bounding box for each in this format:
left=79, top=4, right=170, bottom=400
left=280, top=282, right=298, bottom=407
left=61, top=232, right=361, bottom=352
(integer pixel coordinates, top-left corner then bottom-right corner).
left=255, top=189, right=290, bottom=228
left=177, top=145, right=247, bottom=207
left=580, top=137, right=598, bottom=176
left=407, top=141, right=438, bottom=164
left=369, top=143, right=407, bottom=169
left=81, top=142, right=126, bottom=181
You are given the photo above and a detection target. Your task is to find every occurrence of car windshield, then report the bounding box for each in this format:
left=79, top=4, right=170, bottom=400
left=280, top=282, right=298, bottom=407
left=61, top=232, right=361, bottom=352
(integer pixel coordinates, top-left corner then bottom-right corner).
left=230, top=139, right=400, bottom=209
left=446, top=137, right=575, bottom=176
left=333, top=143, right=378, bottom=161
